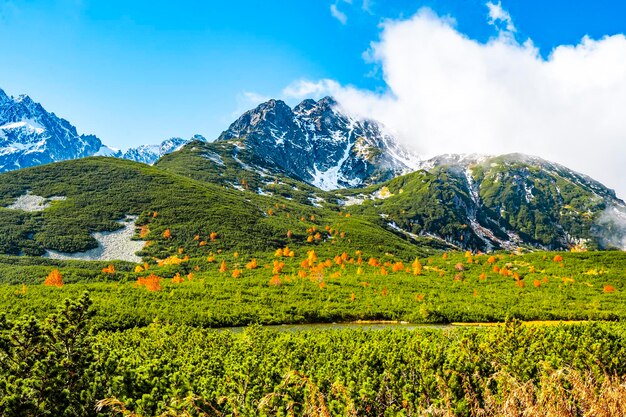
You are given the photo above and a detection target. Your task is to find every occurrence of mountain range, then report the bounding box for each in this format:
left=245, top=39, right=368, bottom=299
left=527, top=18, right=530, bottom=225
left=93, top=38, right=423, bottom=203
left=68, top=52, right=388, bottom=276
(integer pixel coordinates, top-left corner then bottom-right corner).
left=1, top=86, right=625, bottom=254
left=0, top=88, right=208, bottom=169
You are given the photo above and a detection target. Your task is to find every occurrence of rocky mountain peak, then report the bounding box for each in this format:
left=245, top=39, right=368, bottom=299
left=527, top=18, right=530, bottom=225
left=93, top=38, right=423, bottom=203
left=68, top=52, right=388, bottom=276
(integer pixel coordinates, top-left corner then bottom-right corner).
left=293, top=98, right=317, bottom=114
left=120, top=134, right=208, bottom=165
left=0, top=88, right=9, bottom=103
left=217, top=96, right=419, bottom=190
left=0, top=89, right=102, bottom=171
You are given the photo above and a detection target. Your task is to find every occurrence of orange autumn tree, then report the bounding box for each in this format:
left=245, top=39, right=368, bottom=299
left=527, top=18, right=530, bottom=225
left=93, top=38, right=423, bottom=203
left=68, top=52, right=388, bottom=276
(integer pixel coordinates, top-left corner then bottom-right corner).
left=269, top=275, right=282, bottom=286
left=306, top=250, right=317, bottom=267
left=245, top=259, right=258, bottom=269
left=368, top=258, right=380, bottom=267
left=162, top=229, right=172, bottom=239
left=392, top=261, right=404, bottom=272
left=172, top=273, right=185, bottom=284
left=219, top=260, right=228, bottom=273
left=139, top=225, right=150, bottom=238
left=273, top=260, right=285, bottom=274
left=44, top=269, right=63, bottom=288
left=102, top=264, right=115, bottom=274
left=136, top=274, right=162, bottom=291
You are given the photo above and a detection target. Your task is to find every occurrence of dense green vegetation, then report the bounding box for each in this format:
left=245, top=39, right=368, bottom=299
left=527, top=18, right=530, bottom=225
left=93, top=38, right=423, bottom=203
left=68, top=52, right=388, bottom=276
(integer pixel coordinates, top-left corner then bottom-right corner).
left=335, top=154, right=623, bottom=251
left=1, top=239, right=625, bottom=416
left=1, top=151, right=626, bottom=416
left=1, top=251, right=624, bottom=331
left=2, top=293, right=626, bottom=416
left=0, top=157, right=443, bottom=260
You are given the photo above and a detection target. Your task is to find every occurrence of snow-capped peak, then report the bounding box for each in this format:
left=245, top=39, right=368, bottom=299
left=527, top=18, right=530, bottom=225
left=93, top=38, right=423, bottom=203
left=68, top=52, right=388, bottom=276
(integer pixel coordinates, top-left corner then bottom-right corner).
left=121, top=134, right=207, bottom=165
left=95, top=145, right=122, bottom=157
left=217, top=96, right=420, bottom=190
left=0, top=87, right=103, bottom=172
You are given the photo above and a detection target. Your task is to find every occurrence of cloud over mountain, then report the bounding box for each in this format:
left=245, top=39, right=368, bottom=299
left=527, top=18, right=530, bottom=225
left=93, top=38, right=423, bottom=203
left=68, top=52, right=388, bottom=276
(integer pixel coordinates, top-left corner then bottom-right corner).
left=285, top=4, right=626, bottom=199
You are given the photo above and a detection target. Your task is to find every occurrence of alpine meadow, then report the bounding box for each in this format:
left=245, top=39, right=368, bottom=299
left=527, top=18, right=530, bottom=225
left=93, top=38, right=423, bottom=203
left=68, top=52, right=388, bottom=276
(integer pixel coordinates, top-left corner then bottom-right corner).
left=2, top=1, right=626, bottom=416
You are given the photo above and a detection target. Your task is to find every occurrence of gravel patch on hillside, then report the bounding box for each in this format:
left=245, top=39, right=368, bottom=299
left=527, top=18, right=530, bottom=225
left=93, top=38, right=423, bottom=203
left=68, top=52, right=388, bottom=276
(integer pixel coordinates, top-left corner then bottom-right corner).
left=44, top=216, right=144, bottom=263
left=5, top=192, right=66, bottom=212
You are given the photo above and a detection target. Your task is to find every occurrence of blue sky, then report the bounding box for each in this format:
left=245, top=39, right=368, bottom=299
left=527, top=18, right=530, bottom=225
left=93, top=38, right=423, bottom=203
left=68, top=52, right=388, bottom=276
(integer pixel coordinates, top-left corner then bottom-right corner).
left=1, top=0, right=625, bottom=150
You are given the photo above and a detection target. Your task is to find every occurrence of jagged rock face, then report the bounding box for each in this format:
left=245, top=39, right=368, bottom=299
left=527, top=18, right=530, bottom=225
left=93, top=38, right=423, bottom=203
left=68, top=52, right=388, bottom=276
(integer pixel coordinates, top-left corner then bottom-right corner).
left=0, top=88, right=103, bottom=171
left=121, top=135, right=208, bottom=165
left=218, top=97, right=418, bottom=190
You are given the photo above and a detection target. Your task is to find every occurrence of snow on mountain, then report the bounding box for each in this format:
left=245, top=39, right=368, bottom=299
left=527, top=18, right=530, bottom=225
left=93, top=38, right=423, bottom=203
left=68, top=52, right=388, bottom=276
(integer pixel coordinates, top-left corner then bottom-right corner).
left=218, top=97, right=420, bottom=190
left=0, top=86, right=212, bottom=170
left=121, top=134, right=207, bottom=165
left=95, top=145, right=122, bottom=157
left=0, top=88, right=103, bottom=171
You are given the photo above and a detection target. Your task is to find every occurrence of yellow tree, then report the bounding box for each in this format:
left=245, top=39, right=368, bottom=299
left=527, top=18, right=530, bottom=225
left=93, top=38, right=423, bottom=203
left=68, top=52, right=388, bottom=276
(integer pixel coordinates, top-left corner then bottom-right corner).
left=412, top=258, right=422, bottom=276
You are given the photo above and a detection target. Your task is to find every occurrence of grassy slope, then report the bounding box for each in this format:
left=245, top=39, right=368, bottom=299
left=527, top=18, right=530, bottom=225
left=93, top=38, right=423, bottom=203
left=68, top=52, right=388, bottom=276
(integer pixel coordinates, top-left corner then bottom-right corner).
left=0, top=156, right=440, bottom=261
left=155, top=139, right=335, bottom=207
left=335, top=155, right=623, bottom=250
left=333, top=168, right=481, bottom=247
left=0, top=152, right=624, bottom=331
left=2, top=250, right=625, bottom=330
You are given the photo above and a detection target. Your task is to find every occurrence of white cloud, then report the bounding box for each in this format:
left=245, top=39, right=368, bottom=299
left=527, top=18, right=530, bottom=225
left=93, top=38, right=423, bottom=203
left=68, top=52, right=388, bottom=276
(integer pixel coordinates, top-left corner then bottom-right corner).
left=241, top=91, right=271, bottom=105
left=486, top=1, right=516, bottom=33
left=285, top=7, right=626, bottom=200
left=227, top=91, right=272, bottom=119
left=330, top=4, right=348, bottom=25
left=283, top=79, right=342, bottom=100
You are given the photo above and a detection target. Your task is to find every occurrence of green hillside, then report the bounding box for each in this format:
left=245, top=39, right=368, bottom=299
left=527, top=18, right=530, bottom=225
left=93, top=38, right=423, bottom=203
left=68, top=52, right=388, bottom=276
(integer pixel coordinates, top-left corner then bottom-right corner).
left=0, top=157, right=442, bottom=261
left=0, top=154, right=625, bottom=417
left=156, top=139, right=335, bottom=207
left=334, top=154, right=626, bottom=251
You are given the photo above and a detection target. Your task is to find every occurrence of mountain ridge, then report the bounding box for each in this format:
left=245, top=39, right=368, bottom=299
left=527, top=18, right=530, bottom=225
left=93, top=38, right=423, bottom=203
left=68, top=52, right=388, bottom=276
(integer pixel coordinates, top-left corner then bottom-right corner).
left=218, top=96, right=419, bottom=190
left=0, top=87, right=210, bottom=169
left=1, top=87, right=625, bottom=253
left=0, top=88, right=103, bottom=171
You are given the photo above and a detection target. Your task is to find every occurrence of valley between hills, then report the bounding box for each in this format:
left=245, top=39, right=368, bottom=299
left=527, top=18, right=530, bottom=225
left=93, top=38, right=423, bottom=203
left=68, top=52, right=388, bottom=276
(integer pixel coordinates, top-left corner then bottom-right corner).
left=1, top=93, right=626, bottom=416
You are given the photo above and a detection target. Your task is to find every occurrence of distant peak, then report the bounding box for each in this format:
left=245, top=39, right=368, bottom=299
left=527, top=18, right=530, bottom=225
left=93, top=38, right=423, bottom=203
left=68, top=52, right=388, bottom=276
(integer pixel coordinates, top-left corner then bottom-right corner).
left=317, top=96, right=337, bottom=106
left=293, top=96, right=338, bottom=115
left=258, top=98, right=282, bottom=107
left=293, top=98, right=317, bottom=113
left=16, top=94, right=33, bottom=104
left=190, top=134, right=207, bottom=142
